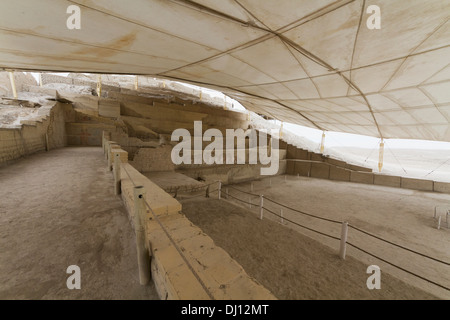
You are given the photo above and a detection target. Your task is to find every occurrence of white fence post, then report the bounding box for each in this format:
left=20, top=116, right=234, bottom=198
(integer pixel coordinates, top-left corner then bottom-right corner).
left=339, top=221, right=349, bottom=259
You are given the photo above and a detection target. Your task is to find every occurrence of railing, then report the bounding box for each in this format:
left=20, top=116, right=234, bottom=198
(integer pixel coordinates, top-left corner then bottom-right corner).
left=209, top=177, right=450, bottom=293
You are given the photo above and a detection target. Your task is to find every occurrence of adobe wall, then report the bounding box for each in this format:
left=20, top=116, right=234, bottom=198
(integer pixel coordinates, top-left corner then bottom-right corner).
left=115, top=153, right=276, bottom=300
left=0, top=102, right=67, bottom=166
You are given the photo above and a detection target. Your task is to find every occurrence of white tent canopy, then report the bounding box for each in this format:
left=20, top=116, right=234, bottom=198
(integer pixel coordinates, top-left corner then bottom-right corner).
left=0, top=0, right=449, bottom=141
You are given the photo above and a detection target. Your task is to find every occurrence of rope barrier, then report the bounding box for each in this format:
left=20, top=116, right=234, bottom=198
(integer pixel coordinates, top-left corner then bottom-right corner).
left=347, top=242, right=450, bottom=291
left=263, top=196, right=341, bottom=224
left=348, top=224, right=450, bottom=266
left=223, top=184, right=260, bottom=197
left=263, top=206, right=340, bottom=241
left=120, top=165, right=450, bottom=293
left=227, top=191, right=254, bottom=205
left=223, top=181, right=450, bottom=291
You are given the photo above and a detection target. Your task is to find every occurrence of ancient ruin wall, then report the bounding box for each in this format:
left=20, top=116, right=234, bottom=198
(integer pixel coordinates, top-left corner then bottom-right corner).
left=0, top=102, right=67, bottom=166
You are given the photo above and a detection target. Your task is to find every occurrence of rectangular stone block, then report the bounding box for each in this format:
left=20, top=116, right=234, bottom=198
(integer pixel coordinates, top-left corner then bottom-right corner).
left=310, top=162, right=330, bottom=179
left=373, top=174, right=401, bottom=188
left=327, top=158, right=347, bottom=168
left=99, top=99, right=120, bottom=118
left=286, top=144, right=296, bottom=159
left=111, top=149, right=128, bottom=164
left=401, top=177, right=434, bottom=191
left=309, top=152, right=323, bottom=162
left=329, top=166, right=351, bottom=181
left=350, top=171, right=374, bottom=184
left=294, top=161, right=311, bottom=177
left=433, top=181, right=450, bottom=194
left=348, top=164, right=372, bottom=172
left=286, top=160, right=295, bottom=174
left=296, top=148, right=309, bottom=160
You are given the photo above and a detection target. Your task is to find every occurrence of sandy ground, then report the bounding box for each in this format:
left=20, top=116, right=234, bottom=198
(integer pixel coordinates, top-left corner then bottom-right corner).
left=181, top=198, right=437, bottom=299
left=181, top=175, right=450, bottom=300
left=0, top=147, right=158, bottom=299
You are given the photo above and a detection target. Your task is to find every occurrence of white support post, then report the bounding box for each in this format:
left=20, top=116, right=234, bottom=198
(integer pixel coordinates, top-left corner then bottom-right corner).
left=378, top=140, right=385, bottom=172
left=39, top=73, right=43, bottom=87
left=259, top=195, right=264, bottom=220
left=96, top=74, right=102, bottom=97
left=339, top=221, right=349, bottom=259
left=114, top=153, right=121, bottom=195
left=134, top=75, right=138, bottom=90
left=320, top=131, right=326, bottom=154
left=8, top=71, right=17, bottom=99
left=133, top=186, right=151, bottom=285
left=437, top=215, right=441, bottom=230
left=218, top=181, right=222, bottom=199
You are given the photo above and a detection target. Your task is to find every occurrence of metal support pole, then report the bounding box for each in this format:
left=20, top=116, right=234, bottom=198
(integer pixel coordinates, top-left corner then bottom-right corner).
left=339, top=221, right=349, bottom=259
left=8, top=71, right=17, bottom=99
left=320, top=131, right=326, bottom=154
left=114, top=153, right=121, bottom=195
left=39, top=73, right=43, bottom=87
left=218, top=181, right=222, bottom=199
left=96, top=74, right=102, bottom=97
left=259, top=195, right=264, bottom=220
left=378, top=140, right=385, bottom=172
left=133, top=186, right=151, bottom=285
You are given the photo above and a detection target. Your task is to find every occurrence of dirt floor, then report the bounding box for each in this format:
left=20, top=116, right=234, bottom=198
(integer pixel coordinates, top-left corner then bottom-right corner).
left=0, top=147, right=158, bottom=299
left=180, top=175, right=450, bottom=300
